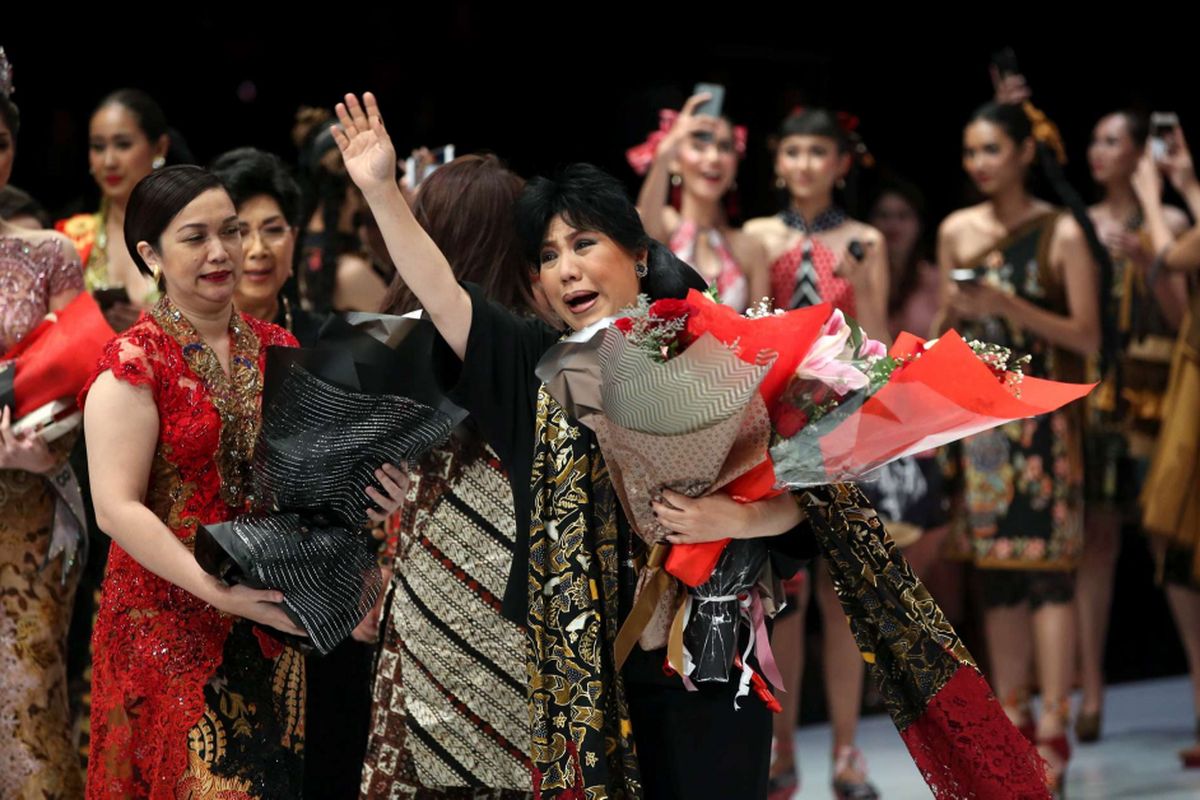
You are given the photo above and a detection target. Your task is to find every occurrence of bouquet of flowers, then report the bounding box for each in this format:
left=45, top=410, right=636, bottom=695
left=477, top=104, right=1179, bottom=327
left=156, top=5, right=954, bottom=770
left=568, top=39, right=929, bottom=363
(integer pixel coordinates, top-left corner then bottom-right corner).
left=195, top=313, right=465, bottom=653
left=538, top=289, right=1090, bottom=667
left=537, top=288, right=1090, bottom=796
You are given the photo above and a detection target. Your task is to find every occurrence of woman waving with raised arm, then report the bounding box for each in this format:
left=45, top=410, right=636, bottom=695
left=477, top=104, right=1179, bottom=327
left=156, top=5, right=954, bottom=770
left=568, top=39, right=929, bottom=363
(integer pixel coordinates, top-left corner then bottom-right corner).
left=336, top=92, right=815, bottom=800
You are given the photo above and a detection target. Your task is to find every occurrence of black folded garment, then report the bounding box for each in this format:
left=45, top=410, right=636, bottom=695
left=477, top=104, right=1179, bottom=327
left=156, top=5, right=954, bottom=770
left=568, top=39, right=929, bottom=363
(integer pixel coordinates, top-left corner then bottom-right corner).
left=196, top=514, right=381, bottom=654
left=196, top=314, right=463, bottom=654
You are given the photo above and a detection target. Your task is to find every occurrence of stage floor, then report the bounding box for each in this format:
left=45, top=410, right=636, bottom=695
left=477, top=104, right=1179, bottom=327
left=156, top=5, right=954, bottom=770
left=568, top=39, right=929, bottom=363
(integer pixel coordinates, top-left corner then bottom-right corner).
left=789, top=675, right=1200, bottom=799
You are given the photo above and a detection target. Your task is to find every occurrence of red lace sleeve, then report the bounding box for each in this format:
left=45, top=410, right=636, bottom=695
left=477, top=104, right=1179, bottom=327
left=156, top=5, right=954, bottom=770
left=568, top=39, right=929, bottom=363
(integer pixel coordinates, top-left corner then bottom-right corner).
left=78, top=321, right=162, bottom=409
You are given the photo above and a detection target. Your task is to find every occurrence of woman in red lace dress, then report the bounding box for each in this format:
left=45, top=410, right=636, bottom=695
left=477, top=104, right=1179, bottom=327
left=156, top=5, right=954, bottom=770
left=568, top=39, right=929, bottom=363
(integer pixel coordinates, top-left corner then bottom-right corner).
left=80, top=165, right=403, bottom=798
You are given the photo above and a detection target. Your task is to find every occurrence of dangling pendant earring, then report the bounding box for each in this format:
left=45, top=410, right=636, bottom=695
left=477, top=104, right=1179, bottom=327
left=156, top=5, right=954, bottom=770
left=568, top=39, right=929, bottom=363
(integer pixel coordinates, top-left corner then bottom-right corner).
left=152, top=156, right=166, bottom=170
left=151, top=262, right=162, bottom=285
left=670, top=173, right=682, bottom=188
left=634, top=261, right=649, bottom=278
left=775, top=176, right=786, bottom=190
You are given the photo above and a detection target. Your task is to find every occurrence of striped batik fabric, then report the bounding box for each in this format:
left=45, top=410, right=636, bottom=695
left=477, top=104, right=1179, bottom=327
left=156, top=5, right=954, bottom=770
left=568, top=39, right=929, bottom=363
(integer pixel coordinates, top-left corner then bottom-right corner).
left=361, top=438, right=532, bottom=800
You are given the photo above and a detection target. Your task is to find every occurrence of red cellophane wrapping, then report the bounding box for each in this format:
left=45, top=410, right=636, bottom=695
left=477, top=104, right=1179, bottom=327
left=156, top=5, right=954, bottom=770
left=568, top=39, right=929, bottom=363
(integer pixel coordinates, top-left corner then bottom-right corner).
left=664, top=291, right=831, bottom=587
left=4, top=291, right=116, bottom=417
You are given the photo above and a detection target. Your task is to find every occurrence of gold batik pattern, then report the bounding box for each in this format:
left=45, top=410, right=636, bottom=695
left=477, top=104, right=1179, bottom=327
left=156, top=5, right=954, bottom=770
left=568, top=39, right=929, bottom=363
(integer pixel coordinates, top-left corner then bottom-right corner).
left=796, top=483, right=973, bottom=728
left=177, top=626, right=306, bottom=799
left=0, top=439, right=83, bottom=800
left=527, top=388, right=640, bottom=800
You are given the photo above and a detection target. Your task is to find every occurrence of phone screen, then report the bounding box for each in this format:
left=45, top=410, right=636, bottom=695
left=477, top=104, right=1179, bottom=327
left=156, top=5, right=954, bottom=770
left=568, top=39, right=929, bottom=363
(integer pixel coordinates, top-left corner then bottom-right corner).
left=692, top=83, right=725, bottom=119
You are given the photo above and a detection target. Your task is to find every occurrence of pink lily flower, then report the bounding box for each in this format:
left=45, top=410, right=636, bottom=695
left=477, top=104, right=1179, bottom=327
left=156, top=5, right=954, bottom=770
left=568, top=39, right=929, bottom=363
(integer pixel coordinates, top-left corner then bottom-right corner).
left=795, top=310, right=870, bottom=395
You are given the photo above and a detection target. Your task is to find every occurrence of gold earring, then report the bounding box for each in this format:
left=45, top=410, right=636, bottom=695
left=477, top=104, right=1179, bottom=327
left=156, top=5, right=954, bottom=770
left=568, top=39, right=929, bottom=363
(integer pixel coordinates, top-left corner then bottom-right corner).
left=775, top=177, right=786, bottom=190
left=151, top=262, right=162, bottom=284
left=670, top=174, right=682, bottom=187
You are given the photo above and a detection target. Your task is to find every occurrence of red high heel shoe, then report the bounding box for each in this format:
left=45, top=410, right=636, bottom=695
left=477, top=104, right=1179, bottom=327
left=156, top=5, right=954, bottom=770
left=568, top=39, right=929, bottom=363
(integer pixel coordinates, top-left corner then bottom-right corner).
left=1037, top=734, right=1071, bottom=799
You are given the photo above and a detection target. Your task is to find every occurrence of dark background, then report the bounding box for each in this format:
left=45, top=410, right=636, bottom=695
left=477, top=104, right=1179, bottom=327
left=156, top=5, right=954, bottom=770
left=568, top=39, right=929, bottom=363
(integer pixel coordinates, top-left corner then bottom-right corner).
left=4, top=12, right=1193, bottom=710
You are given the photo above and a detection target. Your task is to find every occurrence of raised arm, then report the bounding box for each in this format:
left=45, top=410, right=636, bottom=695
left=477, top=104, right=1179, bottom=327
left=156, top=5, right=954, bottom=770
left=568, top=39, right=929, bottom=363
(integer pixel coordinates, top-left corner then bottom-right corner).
left=332, top=92, right=473, bottom=358
left=635, top=93, right=712, bottom=244
left=84, top=371, right=304, bottom=635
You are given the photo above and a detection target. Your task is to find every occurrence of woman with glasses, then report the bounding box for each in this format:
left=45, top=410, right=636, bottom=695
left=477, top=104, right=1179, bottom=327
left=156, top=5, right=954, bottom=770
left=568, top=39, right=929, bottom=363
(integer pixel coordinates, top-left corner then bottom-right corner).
left=210, top=148, right=325, bottom=345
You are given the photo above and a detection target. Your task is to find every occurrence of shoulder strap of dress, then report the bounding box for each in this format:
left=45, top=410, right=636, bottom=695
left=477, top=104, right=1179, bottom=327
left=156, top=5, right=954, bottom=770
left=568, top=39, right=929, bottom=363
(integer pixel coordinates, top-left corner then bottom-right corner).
left=958, top=210, right=1060, bottom=270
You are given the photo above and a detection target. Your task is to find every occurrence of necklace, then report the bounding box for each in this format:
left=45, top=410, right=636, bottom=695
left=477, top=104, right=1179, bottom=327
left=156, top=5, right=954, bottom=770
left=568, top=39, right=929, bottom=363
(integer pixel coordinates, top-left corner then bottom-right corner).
left=151, top=297, right=263, bottom=508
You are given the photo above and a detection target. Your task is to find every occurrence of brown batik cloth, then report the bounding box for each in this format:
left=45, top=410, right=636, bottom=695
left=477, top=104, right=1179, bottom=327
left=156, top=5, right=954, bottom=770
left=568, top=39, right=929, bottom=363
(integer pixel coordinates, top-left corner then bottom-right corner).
left=361, top=436, right=531, bottom=799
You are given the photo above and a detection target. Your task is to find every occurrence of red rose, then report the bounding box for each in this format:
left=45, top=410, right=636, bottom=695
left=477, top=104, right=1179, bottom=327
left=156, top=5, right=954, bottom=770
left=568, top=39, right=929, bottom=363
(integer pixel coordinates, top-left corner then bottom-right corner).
left=613, top=317, right=634, bottom=334
left=775, top=404, right=809, bottom=438
left=808, top=383, right=831, bottom=407
left=648, top=298, right=691, bottom=321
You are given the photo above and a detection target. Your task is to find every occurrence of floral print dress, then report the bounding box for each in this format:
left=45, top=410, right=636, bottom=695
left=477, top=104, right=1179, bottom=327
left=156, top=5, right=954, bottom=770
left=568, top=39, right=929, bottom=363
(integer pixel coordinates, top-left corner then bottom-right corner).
left=953, top=212, right=1085, bottom=599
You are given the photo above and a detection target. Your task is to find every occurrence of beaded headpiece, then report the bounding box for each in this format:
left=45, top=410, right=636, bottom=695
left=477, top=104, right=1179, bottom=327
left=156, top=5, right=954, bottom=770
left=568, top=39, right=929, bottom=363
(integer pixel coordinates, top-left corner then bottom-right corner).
left=0, top=47, right=13, bottom=99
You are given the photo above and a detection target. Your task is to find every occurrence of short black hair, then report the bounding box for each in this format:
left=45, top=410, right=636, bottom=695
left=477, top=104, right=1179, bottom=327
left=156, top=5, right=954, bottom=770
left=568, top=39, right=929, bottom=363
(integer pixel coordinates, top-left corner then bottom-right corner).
left=515, top=163, right=705, bottom=300
left=210, top=147, right=303, bottom=227
left=515, top=163, right=650, bottom=265
left=124, top=165, right=227, bottom=277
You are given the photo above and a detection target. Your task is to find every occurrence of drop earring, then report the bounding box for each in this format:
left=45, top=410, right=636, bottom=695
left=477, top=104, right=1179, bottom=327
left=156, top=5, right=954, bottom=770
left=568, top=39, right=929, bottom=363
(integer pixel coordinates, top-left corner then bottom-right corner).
left=152, top=156, right=166, bottom=170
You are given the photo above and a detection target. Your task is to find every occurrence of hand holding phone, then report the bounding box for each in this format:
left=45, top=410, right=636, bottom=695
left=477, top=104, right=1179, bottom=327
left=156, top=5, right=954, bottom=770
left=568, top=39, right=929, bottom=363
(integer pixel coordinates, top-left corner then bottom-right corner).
left=989, top=48, right=1031, bottom=105
left=1150, top=112, right=1180, bottom=162
left=691, top=83, right=725, bottom=119
left=404, top=144, right=455, bottom=190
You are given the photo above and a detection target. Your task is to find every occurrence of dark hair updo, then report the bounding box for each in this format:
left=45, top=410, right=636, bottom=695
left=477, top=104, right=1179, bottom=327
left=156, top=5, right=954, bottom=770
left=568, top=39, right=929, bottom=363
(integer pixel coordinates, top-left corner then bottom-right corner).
left=1114, top=110, right=1151, bottom=149
left=775, top=108, right=851, bottom=152
left=969, top=101, right=1119, bottom=376
left=95, top=88, right=195, bottom=166
left=515, top=162, right=705, bottom=300
left=124, top=165, right=227, bottom=277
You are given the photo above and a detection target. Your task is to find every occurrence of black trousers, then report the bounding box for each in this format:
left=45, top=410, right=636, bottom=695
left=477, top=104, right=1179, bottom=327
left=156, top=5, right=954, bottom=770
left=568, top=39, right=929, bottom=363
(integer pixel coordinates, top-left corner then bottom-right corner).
left=624, top=649, right=772, bottom=800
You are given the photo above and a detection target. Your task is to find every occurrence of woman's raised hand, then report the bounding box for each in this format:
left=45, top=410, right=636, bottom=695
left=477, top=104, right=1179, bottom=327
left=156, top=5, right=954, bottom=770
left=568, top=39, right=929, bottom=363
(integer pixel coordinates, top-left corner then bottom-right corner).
left=332, top=92, right=399, bottom=198
left=659, top=93, right=717, bottom=161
